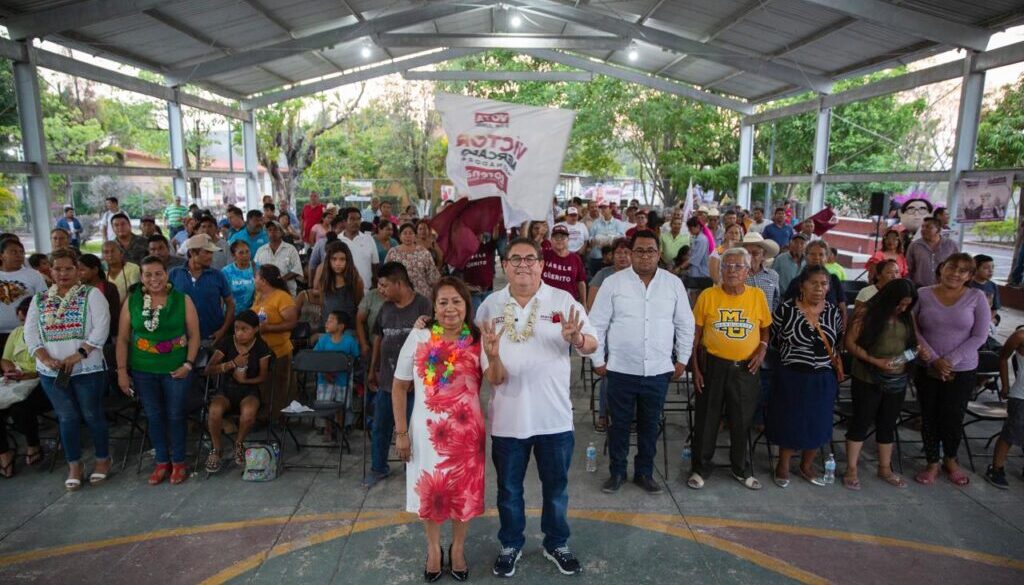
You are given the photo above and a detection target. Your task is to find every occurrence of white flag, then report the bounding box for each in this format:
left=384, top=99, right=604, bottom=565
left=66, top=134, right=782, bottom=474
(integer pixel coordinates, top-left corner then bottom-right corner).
left=435, top=93, right=576, bottom=228
left=682, top=177, right=695, bottom=219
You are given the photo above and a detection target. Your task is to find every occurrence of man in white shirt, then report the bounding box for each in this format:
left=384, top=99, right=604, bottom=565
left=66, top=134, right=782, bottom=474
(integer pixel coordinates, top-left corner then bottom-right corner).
left=555, top=207, right=589, bottom=255
left=100, top=196, right=128, bottom=242
left=587, top=203, right=627, bottom=276
left=477, top=237, right=597, bottom=578
left=337, top=206, right=379, bottom=294
left=747, top=207, right=769, bottom=234
left=589, top=229, right=694, bottom=495
left=253, top=221, right=302, bottom=295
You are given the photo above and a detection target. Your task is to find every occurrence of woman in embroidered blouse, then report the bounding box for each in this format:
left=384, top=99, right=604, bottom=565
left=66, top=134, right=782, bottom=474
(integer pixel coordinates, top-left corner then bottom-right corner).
left=393, top=277, right=485, bottom=581
left=386, top=223, right=441, bottom=300
left=116, top=256, right=200, bottom=486
left=102, top=240, right=139, bottom=301
left=767, top=265, right=843, bottom=488
left=24, top=250, right=111, bottom=491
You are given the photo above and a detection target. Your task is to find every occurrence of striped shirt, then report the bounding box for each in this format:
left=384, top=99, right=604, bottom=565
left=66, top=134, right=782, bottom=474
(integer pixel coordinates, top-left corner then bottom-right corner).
left=770, top=299, right=842, bottom=370
left=746, top=267, right=781, bottom=311
left=163, top=205, right=188, bottom=228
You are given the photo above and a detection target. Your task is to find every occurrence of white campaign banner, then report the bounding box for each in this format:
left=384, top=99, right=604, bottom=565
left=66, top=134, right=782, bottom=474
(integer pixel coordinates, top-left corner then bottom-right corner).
left=436, top=92, right=576, bottom=228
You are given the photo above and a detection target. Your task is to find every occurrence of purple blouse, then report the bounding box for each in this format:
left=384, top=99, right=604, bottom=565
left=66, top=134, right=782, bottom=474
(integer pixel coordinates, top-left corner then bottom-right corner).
left=913, top=286, right=990, bottom=372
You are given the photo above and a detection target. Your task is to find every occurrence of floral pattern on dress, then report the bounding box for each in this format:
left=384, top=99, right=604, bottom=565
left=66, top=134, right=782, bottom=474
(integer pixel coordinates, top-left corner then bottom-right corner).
left=411, top=338, right=485, bottom=522
left=386, top=247, right=441, bottom=300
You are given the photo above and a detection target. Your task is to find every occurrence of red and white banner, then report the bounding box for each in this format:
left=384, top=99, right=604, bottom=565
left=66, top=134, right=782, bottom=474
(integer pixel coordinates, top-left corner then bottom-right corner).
left=436, top=93, right=575, bottom=228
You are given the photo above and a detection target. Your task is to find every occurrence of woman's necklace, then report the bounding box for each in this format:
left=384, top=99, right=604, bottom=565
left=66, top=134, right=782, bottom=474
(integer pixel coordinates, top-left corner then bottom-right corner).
left=143, top=284, right=171, bottom=332
left=503, top=298, right=539, bottom=343
left=43, top=284, right=84, bottom=327
left=422, top=323, right=471, bottom=393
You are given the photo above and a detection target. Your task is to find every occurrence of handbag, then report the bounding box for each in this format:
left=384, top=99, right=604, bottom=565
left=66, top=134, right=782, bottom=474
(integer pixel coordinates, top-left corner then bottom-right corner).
left=808, top=316, right=846, bottom=383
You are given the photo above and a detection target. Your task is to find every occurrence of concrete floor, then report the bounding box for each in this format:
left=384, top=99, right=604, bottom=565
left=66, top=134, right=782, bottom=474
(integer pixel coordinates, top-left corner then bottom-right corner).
left=2, top=306, right=1024, bottom=584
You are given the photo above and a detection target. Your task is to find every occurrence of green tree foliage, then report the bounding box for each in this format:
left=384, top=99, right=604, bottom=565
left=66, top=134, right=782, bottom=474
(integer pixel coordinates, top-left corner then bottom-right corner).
left=976, top=74, right=1024, bottom=169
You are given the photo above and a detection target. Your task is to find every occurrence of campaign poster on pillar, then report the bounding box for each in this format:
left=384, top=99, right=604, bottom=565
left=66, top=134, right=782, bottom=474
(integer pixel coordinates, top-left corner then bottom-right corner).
left=435, top=92, right=576, bottom=228
left=955, top=173, right=1014, bottom=224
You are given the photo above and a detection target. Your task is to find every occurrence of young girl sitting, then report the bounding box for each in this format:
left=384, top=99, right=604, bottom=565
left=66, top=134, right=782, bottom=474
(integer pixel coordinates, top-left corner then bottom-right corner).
left=204, top=310, right=273, bottom=473
left=313, top=310, right=360, bottom=440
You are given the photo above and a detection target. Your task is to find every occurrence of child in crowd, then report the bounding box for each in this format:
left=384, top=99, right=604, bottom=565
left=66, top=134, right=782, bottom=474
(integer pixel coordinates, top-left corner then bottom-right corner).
left=986, top=326, right=1024, bottom=489
left=314, top=310, right=360, bottom=439
left=28, top=253, right=52, bottom=285
left=204, top=310, right=273, bottom=473
left=671, top=245, right=691, bottom=277
left=970, top=254, right=1002, bottom=350
left=824, top=247, right=847, bottom=281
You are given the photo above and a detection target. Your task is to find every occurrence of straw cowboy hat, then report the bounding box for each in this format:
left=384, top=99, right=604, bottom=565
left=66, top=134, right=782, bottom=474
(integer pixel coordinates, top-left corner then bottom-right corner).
left=740, top=231, right=780, bottom=258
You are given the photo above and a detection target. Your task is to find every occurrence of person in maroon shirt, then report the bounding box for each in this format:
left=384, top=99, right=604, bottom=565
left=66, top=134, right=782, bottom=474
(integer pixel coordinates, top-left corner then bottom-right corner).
left=301, top=191, right=325, bottom=245
left=461, top=232, right=499, bottom=313
left=542, top=224, right=587, bottom=301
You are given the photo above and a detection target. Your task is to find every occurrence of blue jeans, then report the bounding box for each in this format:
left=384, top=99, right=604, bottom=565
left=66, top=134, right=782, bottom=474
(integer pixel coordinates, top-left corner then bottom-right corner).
left=39, top=372, right=109, bottom=463
left=132, top=371, right=191, bottom=464
left=492, top=431, right=574, bottom=551
left=370, top=390, right=413, bottom=475
left=598, top=377, right=608, bottom=418
left=606, top=371, right=670, bottom=479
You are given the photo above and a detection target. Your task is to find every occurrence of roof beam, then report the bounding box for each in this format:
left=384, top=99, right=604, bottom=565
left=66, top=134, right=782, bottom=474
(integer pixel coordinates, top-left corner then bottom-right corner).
left=509, top=0, right=832, bottom=92
left=600, top=0, right=668, bottom=61
left=339, top=0, right=395, bottom=60
left=243, top=49, right=478, bottom=109
left=166, top=1, right=495, bottom=84
left=656, top=0, right=767, bottom=75
left=142, top=9, right=297, bottom=86
left=403, top=70, right=593, bottom=82
left=798, top=0, right=992, bottom=52
left=379, top=33, right=629, bottom=50
left=522, top=49, right=753, bottom=114
left=239, top=0, right=344, bottom=70
left=4, top=0, right=172, bottom=40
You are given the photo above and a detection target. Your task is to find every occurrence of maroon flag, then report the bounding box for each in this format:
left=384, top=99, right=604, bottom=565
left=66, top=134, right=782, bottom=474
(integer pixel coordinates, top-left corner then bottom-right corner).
left=809, top=206, right=839, bottom=236
left=429, top=196, right=504, bottom=269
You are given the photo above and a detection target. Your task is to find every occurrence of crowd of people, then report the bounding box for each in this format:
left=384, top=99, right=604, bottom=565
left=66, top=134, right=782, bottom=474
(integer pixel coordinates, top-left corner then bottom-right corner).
left=0, top=191, right=1020, bottom=582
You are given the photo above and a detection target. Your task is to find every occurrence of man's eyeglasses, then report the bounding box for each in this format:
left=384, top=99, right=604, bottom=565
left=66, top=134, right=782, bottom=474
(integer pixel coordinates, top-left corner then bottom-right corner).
left=632, top=248, right=659, bottom=256
left=904, top=205, right=930, bottom=215
left=507, top=255, right=540, bottom=267
left=722, top=263, right=749, bottom=272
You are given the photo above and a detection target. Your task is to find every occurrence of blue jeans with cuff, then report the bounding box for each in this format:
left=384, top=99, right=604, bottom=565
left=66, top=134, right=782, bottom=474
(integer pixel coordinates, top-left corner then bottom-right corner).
left=132, top=371, right=191, bottom=464
left=369, top=389, right=413, bottom=475
left=39, top=372, right=109, bottom=464
left=492, top=430, right=574, bottom=551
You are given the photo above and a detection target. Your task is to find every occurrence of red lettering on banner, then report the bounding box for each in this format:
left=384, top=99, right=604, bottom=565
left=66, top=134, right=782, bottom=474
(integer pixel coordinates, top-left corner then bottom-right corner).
left=454, top=134, right=530, bottom=162
left=466, top=166, right=509, bottom=192
left=475, top=112, right=510, bottom=127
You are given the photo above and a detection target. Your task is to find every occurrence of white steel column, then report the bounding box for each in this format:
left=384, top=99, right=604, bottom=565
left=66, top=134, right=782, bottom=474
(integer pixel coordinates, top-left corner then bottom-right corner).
left=948, top=52, right=985, bottom=246
left=242, top=110, right=260, bottom=211
left=810, top=105, right=831, bottom=214
left=737, top=122, right=753, bottom=210
left=167, top=97, right=189, bottom=203
left=12, top=47, right=53, bottom=253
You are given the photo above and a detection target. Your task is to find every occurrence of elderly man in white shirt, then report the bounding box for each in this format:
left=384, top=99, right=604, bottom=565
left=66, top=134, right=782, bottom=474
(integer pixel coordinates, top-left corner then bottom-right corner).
left=477, top=237, right=597, bottom=578
left=253, top=221, right=302, bottom=295
left=589, top=229, right=694, bottom=495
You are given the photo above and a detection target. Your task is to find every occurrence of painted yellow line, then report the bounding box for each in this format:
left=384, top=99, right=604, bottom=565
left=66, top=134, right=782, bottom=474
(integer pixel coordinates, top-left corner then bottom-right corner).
left=198, top=513, right=414, bottom=585
left=569, top=511, right=828, bottom=585
left=0, top=510, right=392, bottom=569
left=684, top=516, right=1024, bottom=572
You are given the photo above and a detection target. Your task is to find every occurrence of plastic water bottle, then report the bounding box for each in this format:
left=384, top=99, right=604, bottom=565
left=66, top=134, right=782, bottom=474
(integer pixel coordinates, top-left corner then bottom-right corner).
left=823, top=453, right=836, bottom=485
left=681, top=445, right=691, bottom=462
left=585, top=442, right=597, bottom=473
left=257, top=306, right=267, bottom=323
left=888, top=348, right=918, bottom=368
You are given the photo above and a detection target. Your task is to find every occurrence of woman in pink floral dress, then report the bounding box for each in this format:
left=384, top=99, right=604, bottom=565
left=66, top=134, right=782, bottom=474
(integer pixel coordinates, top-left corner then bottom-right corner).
left=386, top=223, right=441, bottom=300
left=393, top=277, right=485, bottom=582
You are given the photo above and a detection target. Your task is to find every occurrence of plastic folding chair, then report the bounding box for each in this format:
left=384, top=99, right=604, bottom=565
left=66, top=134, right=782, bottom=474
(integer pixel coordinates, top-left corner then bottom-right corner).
left=281, top=350, right=355, bottom=477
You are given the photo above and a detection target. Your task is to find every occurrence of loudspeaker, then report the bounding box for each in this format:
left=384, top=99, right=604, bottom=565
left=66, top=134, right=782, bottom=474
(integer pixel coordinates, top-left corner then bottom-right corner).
left=869, top=191, right=886, bottom=218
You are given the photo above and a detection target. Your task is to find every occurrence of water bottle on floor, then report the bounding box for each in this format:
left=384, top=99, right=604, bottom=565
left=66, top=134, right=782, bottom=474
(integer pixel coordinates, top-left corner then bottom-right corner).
left=681, top=445, right=691, bottom=462
left=585, top=442, right=597, bottom=472
left=823, top=453, right=836, bottom=485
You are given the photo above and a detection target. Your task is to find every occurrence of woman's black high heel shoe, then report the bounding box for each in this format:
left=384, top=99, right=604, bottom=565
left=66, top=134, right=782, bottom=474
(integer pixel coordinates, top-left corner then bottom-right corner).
left=424, top=544, right=444, bottom=583
left=448, top=544, right=468, bottom=582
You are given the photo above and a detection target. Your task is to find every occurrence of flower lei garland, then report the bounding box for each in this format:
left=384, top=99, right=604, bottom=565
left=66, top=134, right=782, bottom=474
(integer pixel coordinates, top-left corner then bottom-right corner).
left=503, top=299, right=538, bottom=343
left=43, top=284, right=85, bottom=327
left=142, top=284, right=171, bottom=333
left=423, top=323, right=471, bottom=393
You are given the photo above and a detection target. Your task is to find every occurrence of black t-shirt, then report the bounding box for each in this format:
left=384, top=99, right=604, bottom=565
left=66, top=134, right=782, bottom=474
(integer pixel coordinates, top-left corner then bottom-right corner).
left=215, top=335, right=273, bottom=390
left=373, top=294, right=432, bottom=393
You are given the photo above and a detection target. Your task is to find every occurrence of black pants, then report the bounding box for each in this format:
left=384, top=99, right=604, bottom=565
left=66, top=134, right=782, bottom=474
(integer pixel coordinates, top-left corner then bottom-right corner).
left=692, top=353, right=759, bottom=479
left=915, top=369, right=974, bottom=464
left=0, top=384, right=51, bottom=453
left=846, top=378, right=906, bottom=444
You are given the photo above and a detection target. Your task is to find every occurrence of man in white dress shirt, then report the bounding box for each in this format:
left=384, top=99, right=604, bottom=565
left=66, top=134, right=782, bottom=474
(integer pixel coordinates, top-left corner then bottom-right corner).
left=253, top=221, right=302, bottom=295
left=477, top=237, right=597, bottom=578
left=337, top=206, right=379, bottom=293
left=589, top=229, right=694, bottom=495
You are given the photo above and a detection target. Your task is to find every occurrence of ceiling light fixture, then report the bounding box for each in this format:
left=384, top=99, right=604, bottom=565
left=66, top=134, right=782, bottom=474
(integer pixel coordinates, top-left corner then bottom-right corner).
left=510, top=8, right=522, bottom=28
left=361, top=43, right=372, bottom=58
left=628, top=42, right=639, bottom=61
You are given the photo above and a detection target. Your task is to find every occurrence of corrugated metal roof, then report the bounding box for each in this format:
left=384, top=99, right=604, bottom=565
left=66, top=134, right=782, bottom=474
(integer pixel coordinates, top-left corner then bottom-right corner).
left=1, top=0, right=1022, bottom=107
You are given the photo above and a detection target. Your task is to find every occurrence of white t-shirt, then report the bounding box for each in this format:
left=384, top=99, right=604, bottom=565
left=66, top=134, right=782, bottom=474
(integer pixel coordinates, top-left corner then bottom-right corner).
left=0, top=267, right=47, bottom=333
left=748, top=219, right=769, bottom=234
left=339, top=231, right=380, bottom=294
left=555, top=221, right=589, bottom=253
left=101, top=209, right=129, bottom=241
left=476, top=283, right=596, bottom=439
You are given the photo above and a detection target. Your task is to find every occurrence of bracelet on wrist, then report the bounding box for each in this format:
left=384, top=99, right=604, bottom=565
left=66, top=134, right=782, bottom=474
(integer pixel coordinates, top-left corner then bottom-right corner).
left=395, top=431, right=409, bottom=438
